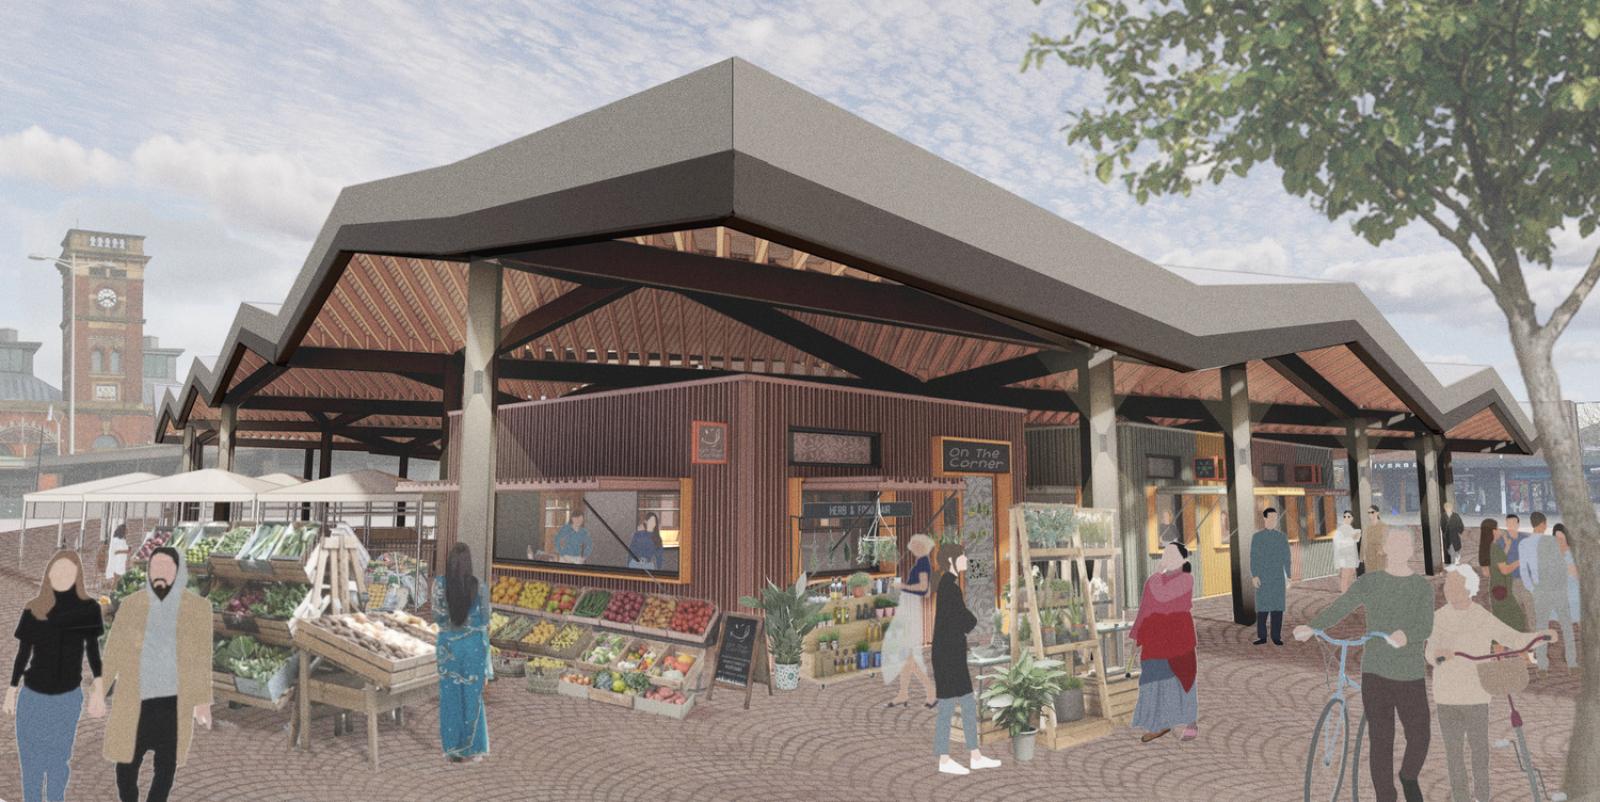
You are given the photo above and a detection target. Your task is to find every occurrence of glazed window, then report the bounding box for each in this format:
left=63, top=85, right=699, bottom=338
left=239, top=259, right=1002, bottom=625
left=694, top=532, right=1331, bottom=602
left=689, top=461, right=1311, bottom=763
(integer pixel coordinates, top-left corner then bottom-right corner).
left=797, top=490, right=897, bottom=577
left=1261, top=463, right=1285, bottom=484
left=493, top=485, right=689, bottom=581
left=1145, top=454, right=1179, bottom=480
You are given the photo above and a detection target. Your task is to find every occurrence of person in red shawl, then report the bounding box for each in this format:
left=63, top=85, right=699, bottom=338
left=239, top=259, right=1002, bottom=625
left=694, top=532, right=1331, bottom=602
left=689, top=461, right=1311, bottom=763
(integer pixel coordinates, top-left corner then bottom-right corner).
left=1130, top=541, right=1198, bottom=743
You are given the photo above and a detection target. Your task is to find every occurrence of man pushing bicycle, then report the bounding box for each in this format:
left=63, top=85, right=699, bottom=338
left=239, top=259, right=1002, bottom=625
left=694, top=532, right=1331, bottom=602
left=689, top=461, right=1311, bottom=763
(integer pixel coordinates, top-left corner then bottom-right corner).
left=1296, top=525, right=1433, bottom=802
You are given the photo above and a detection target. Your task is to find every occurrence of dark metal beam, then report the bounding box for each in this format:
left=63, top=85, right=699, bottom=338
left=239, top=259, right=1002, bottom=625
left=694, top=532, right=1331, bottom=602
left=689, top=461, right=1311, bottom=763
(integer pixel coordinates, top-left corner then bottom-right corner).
left=229, top=363, right=285, bottom=402
left=501, top=240, right=1052, bottom=347
left=289, top=347, right=448, bottom=375
left=926, top=348, right=1090, bottom=391
left=686, top=293, right=923, bottom=390
left=242, top=396, right=443, bottom=417
left=1264, top=353, right=1362, bottom=420
left=498, top=283, right=635, bottom=355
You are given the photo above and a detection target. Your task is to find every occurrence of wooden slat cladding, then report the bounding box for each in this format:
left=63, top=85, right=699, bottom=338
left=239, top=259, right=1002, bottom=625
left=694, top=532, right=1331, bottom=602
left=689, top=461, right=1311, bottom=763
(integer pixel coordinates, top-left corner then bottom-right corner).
left=440, top=375, right=1023, bottom=611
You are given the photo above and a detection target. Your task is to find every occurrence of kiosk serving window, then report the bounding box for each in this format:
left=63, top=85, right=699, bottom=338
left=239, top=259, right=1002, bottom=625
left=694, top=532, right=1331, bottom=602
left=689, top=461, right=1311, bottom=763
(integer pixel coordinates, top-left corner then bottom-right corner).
left=797, top=490, right=897, bottom=577
left=495, top=480, right=688, bottom=579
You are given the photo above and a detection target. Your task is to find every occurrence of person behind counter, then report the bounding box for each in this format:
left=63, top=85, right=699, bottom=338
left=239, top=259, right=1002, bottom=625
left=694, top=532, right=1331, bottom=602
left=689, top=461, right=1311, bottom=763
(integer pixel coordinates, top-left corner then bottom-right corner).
left=553, top=511, right=593, bottom=565
left=627, top=513, right=664, bottom=571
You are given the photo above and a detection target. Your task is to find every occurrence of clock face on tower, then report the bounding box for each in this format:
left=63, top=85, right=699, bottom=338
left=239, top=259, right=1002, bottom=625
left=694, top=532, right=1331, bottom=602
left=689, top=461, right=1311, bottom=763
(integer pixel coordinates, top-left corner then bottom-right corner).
left=96, top=288, right=118, bottom=309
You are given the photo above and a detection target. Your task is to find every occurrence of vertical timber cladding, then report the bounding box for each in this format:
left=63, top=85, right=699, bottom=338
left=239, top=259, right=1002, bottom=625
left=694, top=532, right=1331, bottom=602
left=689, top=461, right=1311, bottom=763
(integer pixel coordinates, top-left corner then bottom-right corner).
left=462, top=375, right=1024, bottom=612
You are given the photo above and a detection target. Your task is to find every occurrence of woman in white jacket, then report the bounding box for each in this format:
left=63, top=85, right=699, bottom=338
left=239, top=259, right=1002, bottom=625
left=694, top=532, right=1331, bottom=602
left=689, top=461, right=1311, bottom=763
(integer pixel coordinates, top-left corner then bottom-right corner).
left=1330, top=510, right=1361, bottom=592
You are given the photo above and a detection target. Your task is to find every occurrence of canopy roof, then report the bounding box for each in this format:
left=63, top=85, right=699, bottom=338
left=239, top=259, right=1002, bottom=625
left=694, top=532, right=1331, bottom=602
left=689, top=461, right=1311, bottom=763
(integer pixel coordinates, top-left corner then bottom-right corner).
left=258, top=469, right=417, bottom=504
left=256, top=473, right=306, bottom=487
left=92, top=468, right=280, bottom=503
left=155, top=58, right=1535, bottom=458
left=23, top=472, right=160, bottom=504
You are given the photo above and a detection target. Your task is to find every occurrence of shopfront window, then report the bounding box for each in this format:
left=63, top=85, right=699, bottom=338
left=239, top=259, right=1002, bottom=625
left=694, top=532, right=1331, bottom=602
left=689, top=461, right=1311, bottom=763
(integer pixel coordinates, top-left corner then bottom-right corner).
left=495, top=488, right=686, bottom=578
left=797, top=490, right=895, bottom=577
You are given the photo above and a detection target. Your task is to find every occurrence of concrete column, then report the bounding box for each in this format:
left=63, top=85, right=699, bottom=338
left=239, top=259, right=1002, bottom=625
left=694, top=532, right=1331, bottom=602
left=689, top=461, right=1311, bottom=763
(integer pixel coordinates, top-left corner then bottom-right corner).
left=455, top=260, right=501, bottom=577
left=1083, top=357, right=1120, bottom=516
left=217, top=403, right=237, bottom=472
left=1416, top=434, right=1442, bottom=575
left=1219, top=364, right=1258, bottom=626
left=318, top=431, right=333, bottom=479
left=1345, top=426, right=1373, bottom=538
left=180, top=426, right=197, bottom=472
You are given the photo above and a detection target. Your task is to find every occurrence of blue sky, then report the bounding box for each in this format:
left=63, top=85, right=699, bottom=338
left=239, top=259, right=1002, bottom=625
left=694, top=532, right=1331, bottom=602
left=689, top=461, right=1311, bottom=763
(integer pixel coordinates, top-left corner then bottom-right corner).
left=2, top=1, right=1596, bottom=404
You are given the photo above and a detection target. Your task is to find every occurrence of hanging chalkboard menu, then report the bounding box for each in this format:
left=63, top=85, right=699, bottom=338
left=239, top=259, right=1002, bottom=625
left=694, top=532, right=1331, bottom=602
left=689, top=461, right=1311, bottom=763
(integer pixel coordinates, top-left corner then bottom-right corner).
left=708, top=613, right=768, bottom=709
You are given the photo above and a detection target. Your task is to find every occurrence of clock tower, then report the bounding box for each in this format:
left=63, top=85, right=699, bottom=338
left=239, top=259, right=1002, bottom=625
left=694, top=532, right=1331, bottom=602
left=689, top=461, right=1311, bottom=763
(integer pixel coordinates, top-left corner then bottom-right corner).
left=54, top=229, right=153, bottom=454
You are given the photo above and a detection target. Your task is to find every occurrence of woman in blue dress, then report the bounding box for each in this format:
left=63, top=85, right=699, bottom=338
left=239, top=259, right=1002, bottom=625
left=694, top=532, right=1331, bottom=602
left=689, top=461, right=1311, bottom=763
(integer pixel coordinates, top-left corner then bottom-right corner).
left=432, top=543, right=491, bottom=763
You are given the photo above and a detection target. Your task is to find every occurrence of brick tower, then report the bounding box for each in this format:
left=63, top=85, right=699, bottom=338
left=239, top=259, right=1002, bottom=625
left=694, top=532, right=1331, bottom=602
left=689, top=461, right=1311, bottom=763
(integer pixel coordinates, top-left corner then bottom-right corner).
left=53, top=229, right=154, bottom=453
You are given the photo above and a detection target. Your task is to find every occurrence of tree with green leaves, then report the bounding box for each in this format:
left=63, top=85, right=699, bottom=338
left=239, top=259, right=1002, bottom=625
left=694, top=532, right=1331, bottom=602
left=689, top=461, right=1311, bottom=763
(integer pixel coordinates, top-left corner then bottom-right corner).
left=1024, top=1, right=1600, bottom=795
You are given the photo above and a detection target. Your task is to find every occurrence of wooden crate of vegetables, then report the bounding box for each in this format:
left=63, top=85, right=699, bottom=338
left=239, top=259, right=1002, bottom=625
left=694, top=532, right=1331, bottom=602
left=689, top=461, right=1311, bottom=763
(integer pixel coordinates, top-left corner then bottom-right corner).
left=294, top=611, right=438, bottom=689
left=664, top=597, right=719, bottom=645
left=214, top=634, right=298, bottom=703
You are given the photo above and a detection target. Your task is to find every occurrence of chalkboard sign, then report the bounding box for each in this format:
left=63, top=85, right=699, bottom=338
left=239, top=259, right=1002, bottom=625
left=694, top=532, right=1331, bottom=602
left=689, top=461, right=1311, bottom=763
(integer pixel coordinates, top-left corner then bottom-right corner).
left=939, top=438, right=1011, bottom=473
left=692, top=420, right=729, bottom=464
left=801, top=501, right=913, bottom=520
left=708, top=613, right=768, bottom=709
left=1194, top=457, right=1223, bottom=480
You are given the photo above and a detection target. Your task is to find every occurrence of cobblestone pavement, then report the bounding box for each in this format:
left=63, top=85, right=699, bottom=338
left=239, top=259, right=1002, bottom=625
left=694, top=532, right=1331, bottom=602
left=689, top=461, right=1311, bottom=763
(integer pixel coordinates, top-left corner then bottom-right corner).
left=0, top=529, right=1580, bottom=801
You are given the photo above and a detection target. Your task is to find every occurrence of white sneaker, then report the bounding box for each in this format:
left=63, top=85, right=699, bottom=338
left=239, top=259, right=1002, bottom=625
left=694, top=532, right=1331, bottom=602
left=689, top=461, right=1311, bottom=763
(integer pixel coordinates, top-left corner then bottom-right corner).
left=969, top=754, right=1001, bottom=770
left=938, top=756, right=970, bottom=775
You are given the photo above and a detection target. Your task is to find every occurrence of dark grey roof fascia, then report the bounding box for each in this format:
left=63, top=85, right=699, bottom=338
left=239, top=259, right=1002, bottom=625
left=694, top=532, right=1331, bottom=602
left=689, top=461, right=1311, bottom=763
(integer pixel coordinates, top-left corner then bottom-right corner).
left=157, top=58, right=1535, bottom=452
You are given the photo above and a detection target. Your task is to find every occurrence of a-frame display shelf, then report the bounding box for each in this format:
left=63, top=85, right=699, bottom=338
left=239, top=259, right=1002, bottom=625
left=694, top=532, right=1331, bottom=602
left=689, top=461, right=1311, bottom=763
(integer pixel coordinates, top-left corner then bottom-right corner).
left=1006, top=503, right=1119, bottom=749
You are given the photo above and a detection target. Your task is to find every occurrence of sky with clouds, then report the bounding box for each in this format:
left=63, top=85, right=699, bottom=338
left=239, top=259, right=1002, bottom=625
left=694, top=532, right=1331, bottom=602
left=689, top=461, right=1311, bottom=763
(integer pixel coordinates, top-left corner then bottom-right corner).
left=1, top=0, right=1596, bottom=404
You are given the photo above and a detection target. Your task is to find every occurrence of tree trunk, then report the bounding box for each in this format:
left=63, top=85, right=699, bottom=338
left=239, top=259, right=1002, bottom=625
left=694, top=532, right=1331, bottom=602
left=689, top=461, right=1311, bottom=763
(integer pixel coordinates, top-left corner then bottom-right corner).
left=1507, top=325, right=1600, bottom=801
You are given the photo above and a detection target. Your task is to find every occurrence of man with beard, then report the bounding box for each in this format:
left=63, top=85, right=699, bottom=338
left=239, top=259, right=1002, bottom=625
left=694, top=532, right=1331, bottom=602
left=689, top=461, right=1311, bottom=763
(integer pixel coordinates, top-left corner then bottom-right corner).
left=101, top=547, right=212, bottom=802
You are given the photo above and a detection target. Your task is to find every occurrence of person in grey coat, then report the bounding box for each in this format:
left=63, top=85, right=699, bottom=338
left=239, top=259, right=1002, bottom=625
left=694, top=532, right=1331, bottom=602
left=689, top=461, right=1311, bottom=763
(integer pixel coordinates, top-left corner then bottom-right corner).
left=1526, top=512, right=1575, bottom=671
left=1250, top=508, right=1291, bottom=646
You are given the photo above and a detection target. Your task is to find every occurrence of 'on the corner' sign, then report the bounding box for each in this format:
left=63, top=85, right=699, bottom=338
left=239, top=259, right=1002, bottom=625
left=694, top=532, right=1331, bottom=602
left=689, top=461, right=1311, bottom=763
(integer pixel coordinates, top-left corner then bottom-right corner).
left=938, top=437, right=1011, bottom=473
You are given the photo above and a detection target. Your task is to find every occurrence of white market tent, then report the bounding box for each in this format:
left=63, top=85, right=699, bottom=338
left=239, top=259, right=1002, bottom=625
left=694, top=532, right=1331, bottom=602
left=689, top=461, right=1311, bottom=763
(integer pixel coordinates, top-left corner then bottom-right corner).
left=257, top=473, right=307, bottom=487
left=258, top=470, right=430, bottom=564
left=18, top=472, right=160, bottom=559
left=91, top=469, right=281, bottom=524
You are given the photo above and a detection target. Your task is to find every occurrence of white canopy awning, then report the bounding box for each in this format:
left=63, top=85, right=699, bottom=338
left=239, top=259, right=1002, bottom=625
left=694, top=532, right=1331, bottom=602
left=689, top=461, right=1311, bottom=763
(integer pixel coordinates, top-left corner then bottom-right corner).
left=91, top=469, right=280, bottom=503
left=23, top=472, right=161, bottom=505
left=256, top=473, right=307, bottom=487
left=258, top=469, right=420, bottom=504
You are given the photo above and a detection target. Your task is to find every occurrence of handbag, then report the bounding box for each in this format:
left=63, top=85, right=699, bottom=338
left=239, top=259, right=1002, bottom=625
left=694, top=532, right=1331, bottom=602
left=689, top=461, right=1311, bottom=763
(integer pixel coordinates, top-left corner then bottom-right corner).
left=1355, top=562, right=1366, bottom=577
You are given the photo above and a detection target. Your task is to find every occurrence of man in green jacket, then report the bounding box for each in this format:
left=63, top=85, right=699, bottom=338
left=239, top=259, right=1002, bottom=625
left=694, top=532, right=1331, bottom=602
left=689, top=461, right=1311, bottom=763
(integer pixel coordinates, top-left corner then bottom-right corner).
left=1296, top=525, right=1433, bottom=802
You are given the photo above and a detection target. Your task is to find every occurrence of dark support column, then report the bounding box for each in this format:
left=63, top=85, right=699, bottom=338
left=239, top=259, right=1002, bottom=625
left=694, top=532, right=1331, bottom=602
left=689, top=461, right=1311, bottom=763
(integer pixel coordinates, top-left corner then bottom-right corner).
left=214, top=403, right=237, bottom=521
left=302, top=449, right=314, bottom=480
left=456, top=260, right=501, bottom=577
left=318, top=432, right=333, bottom=479
left=1345, top=427, right=1373, bottom=532
left=1417, top=434, right=1442, bottom=575
left=439, top=352, right=464, bottom=482
left=396, top=454, right=410, bottom=528
left=1220, top=364, right=1258, bottom=626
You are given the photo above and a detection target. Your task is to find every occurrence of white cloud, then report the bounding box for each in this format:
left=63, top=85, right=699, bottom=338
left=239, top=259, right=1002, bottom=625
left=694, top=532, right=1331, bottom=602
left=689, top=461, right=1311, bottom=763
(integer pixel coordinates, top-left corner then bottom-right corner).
left=1157, top=237, right=1293, bottom=275
left=0, top=126, right=124, bottom=189
left=130, top=136, right=339, bottom=239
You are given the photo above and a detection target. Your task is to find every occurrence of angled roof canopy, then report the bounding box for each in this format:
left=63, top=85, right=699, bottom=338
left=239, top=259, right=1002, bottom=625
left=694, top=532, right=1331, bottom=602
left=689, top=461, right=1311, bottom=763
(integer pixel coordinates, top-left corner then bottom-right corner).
left=157, top=58, right=1535, bottom=458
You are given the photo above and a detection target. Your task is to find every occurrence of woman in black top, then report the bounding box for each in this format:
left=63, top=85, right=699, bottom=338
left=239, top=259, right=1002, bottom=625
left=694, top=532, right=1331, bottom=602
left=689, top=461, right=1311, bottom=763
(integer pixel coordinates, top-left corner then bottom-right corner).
left=929, top=544, right=998, bottom=775
left=5, top=550, right=105, bottom=802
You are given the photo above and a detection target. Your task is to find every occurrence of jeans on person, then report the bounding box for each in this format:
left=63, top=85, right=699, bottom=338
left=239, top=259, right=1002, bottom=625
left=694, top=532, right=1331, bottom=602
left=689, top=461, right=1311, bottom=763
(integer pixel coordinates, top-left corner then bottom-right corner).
left=1362, top=675, right=1430, bottom=802
left=16, top=686, right=82, bottom=802
left=117, top=696, right=178, bottom=802
left=933, top=694, right=978, bottom=757
left=1255, top=610, right=1283, bottom=642
left=1533, top=599, right=1576, bottom=670
left=1436, top=703, right=1489, bottom=802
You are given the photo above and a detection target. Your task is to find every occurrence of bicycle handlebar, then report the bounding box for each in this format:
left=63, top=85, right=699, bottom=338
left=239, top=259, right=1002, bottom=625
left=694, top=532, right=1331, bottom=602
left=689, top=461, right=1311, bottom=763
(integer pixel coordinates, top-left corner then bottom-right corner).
left=1310, top=629, right=1390, bottom=647
left=1452, top=633, right=1551, bottom=661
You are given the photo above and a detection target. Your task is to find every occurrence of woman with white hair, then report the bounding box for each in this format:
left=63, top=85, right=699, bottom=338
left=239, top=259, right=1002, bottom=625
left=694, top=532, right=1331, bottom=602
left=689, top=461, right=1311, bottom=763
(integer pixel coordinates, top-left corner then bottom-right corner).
left=882, top=534, right=936, bottom=708
left=1425, top=563, right=1553, bottom=802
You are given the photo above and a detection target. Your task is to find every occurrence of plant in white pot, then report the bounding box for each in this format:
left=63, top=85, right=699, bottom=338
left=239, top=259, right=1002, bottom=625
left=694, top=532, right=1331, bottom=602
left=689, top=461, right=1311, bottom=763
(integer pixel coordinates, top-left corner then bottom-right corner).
left=980, top=654, right=1069, bottom=762
left=740, top=573, right=825, bottom=692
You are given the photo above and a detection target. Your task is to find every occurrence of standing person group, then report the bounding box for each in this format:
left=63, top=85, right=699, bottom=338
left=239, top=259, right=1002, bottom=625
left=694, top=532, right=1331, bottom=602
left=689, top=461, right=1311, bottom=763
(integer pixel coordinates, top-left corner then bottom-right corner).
left=929, top=543, right=999, bottom=776
left=433, top=542, right=492, bottom=763
left=1130, top=541, right=1198, bottom=743
left=1520, top=512, right=1577, bottom=671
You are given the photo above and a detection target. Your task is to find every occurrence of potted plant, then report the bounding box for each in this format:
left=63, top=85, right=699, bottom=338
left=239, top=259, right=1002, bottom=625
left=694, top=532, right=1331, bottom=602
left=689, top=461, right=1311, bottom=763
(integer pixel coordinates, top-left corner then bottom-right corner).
left=739, top=573, right=826, bottom=692
left=847, top=571, right=872, bottom=598
left=1054, top=675, right=1086, bottom=723
left=1045, top=578, right=1074, bottom=607
left=1038, top=609, right=1060, bottom=647
left=855, top=640, right=870, bottom=670
left=980, top=654, right=1069, bottom=763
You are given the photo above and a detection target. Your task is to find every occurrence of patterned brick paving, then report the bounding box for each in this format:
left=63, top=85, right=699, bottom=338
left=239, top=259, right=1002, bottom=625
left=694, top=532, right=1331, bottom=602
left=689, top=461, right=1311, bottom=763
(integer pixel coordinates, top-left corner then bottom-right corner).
left=0, top=528, right=1580, bottom=801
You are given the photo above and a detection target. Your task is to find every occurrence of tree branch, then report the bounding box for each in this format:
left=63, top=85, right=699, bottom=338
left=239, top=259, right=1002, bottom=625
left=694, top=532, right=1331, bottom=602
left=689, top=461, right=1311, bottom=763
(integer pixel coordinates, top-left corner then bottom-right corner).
left=1544, top=247, right=1600, bottom=343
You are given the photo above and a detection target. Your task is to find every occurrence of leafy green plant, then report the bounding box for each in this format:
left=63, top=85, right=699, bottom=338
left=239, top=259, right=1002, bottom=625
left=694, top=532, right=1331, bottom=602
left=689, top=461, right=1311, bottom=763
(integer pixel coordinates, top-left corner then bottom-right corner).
left=1061, top=674, right=1083, bottom=691
left=846, top=571, right=872, bottom=592
left=740, top=574, right=825, bottom=666
left=981, top=654, right=1070, bottom=737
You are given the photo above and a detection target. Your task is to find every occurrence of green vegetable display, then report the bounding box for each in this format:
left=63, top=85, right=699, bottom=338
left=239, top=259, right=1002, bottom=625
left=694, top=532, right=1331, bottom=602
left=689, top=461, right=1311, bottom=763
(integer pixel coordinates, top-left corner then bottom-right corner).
left=250, top=583, right=308, bottom=620
left=213, top=635, right=292, bottom=683
left=213, top=527, right=253, bottom=557
left=207, top=582, right=236, bottom=612
left=573, top=590, right=611, bottom=618
left=112, top=566, right=148, bottom=602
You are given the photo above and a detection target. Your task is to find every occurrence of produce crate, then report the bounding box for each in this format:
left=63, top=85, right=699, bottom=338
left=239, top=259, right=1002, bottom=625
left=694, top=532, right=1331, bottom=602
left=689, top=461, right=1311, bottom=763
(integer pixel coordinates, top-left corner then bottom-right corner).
left=661, top=598, right=720, bottom=646
left=555, top=679, right=590, bottom=700
left=542, top=626, right=593, bottom=661
left=543, top=585, right=583, bottom=622
left=526, top=669, right=560, bottom=695
left=649, top=645, right=704, bottom=690
left=234, top=654, right=299, bottom=702
left=492, top=651, right=528, bottom=678
left=630, top=595, right=679, bottom=640
left=568, top=589, right=611, bottom=623
left=587, top=687, right=635, bottom=709
left=293, top=619, right=436, bottom=689
left=635, top=691, right=696, bottom=720
left=214, top=612, right=295, bottom=648
left=576, top=635, right=636, bottom=673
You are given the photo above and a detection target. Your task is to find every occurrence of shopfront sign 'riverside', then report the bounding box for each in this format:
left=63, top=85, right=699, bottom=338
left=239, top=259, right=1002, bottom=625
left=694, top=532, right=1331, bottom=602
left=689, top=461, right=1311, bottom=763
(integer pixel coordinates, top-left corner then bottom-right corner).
left=939, top=438, right=1011, bottom=473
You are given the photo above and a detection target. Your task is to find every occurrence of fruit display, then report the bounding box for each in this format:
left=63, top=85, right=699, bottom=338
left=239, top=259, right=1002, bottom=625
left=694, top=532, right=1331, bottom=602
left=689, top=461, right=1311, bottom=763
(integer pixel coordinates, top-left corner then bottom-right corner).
left=319, top=612, right=436, bottom=660
left=580, top=632, right=628, bottom=666
left=489, top=612, right=511, bottom=638
left=491, top=576, right=524, bottom=606
left=636, top=596, right=675, bottom=630
left=643, top=685, right=690, bottom=705
left=517, top=580, right=550, bottom=610
left=212, top=526, right=254, bottom=557
left=670, top=599, right=716, bottom=635
left=134, top=528, right=173, bottom=562
left=544, top=586, right=580, bottom=615
left=615, top=642, right=661, bottom=673
left=650, top=651, right=698, bottom=684
left=185, top=534, right=220, bottom=566
left=527, top=656, right=566, bottom=673
left=602, top=591, right=644, bottom=624
left=572, top=590, right=611, bottom=619
left=519, top=620, right=557, bottom=648
left=559, top=670, right=593, bottom=686
left=590, top=668, right=648, bottom=695
left=549, top=624, right=585, bottom=653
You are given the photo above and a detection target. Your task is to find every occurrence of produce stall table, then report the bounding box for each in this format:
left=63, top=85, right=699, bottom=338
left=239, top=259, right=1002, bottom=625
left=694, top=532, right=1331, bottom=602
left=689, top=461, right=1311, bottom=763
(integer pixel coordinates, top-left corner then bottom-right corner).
left=289, top=658, right=436, bottom=768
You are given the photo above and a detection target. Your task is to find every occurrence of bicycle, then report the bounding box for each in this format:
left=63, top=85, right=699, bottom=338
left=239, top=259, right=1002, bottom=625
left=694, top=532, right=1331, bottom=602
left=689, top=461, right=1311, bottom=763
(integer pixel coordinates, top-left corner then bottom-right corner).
left=1304, top=630, right=1389, bottom=802
left=1451, top=634, right=1567, bottom=802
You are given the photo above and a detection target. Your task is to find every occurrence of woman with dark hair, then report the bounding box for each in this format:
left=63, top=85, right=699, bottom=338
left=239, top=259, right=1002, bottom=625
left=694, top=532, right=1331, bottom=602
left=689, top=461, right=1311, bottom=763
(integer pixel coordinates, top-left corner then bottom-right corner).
left=627, top=513, right=664, bottom=571
left=1130, top=541, right=1198, bottom=743
left=1552, top=523, right=1581, bottom=626
left=5, top=550, right=105, bottom=802
left=432, top=543, right=491, bottom=762
left=1485, top=518, right=1528, bottom=630
left=929, top=544, right=998, bottom=775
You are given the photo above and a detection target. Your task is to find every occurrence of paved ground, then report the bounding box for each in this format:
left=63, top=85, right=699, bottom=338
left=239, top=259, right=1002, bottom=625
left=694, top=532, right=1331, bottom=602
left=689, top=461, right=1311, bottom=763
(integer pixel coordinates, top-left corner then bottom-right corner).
left=0, top=526, right=1581, bottom=801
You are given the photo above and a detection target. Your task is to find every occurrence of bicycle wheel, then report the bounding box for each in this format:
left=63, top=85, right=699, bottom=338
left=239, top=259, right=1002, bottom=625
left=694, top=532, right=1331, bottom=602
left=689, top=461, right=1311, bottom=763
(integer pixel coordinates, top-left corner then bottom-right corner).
left=1305, top=696, right=1351, bottom=802
left=1349, top=713, right=1367, bottom=801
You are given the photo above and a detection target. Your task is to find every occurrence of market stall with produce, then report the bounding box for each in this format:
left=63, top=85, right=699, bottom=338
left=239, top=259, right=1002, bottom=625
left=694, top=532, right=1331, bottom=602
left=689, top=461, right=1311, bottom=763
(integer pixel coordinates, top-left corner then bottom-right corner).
left=257, top=470, right=432, bottom=568
left=16, top=471, right=159, bottom=566
left=91, top=468, right=283, bottom=529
